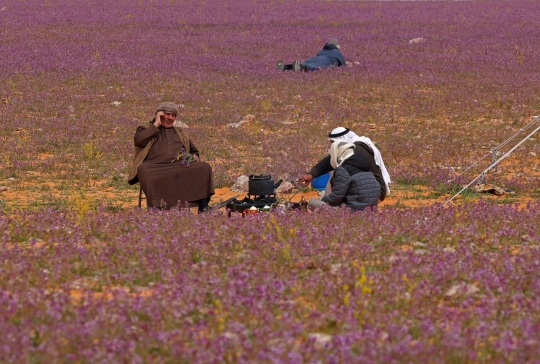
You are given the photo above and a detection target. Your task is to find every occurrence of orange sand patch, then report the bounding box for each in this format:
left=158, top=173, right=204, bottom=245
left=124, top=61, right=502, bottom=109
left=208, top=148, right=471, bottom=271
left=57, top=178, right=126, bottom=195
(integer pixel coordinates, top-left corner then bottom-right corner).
left=510, top=247, right=521, bottom=255
left=0, top=172, right=535, bottom=213
left=0, top=177, right=140, bottom=210
left=38, top=153, right=54, bottom=160
left=70, top=286, right=154, bottom=302
left=4, top=240, right=50, bottom=250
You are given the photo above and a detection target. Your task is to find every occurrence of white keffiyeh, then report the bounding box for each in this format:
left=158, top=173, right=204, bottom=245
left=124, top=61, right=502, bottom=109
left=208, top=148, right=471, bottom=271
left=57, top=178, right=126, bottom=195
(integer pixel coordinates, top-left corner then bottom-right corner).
left=329, top=141, right=355, bottom=169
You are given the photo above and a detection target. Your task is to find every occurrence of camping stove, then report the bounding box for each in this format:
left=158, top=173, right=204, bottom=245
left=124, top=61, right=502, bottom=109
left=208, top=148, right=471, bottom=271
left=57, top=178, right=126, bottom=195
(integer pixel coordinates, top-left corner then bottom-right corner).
left=225, top=193, right=278, bottom=216
left=226, top=174, right=282, bottom=216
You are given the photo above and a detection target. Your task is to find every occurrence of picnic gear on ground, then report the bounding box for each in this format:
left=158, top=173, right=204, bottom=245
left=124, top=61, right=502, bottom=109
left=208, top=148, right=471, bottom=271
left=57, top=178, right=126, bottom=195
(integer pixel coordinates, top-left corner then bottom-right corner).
left=248, top=175, right=283, bottom=196
left=225, top=173, right=282, bottom=216
left=311, top=172, right=331, bottom=190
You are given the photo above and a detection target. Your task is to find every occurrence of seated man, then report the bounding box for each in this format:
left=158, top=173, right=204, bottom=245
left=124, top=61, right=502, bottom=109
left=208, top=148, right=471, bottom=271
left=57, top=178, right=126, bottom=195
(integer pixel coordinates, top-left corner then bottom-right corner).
left=128, top=102, right=214, bottom=212
left=276, top=38, right=346, bottom=72
left=308, top=140, right=380, bottom=211
left=298, top=127, right=391, bottom=202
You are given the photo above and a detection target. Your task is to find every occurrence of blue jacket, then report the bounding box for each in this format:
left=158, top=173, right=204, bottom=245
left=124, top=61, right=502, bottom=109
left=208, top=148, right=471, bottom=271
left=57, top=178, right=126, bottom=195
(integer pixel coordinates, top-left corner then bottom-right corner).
left=303, top=43, right=346, bottom=70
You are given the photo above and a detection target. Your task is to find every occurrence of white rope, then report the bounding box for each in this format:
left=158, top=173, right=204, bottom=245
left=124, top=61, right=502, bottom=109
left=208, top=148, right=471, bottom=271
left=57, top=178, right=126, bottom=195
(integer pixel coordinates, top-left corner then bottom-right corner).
left=450, top=116, right=539, bottom=181
left=443, top=122, right=540, bottom=207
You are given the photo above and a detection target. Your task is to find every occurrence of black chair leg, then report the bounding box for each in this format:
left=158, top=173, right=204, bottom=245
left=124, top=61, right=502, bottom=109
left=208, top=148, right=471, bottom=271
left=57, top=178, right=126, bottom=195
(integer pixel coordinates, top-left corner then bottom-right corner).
left=138, top=187, right=146, bottom=208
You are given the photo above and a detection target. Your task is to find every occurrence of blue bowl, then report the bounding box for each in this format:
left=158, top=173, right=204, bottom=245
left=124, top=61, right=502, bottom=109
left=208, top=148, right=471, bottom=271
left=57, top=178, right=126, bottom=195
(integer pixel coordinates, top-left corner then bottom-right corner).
left=311, top=172, right=330, bottom=190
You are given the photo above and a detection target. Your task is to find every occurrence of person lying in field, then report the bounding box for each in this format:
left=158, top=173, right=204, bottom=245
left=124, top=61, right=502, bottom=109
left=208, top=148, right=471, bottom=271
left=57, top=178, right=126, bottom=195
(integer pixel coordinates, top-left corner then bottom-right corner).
left=128, top=102, right=214, bottom=212
left=276, top=38, right=347, bottom=72
left=307, top=140, right=380, bottom=211
left=298, top=127, right=391, bottom=203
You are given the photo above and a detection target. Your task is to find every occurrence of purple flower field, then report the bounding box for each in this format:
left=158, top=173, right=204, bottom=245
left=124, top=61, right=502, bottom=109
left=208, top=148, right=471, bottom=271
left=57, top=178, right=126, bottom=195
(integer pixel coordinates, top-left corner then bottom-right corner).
left=2, top=0, right=540, bottom=191
left=1, top=0, right=540, bottom=361
left=2, top=203, right=540, bottom=362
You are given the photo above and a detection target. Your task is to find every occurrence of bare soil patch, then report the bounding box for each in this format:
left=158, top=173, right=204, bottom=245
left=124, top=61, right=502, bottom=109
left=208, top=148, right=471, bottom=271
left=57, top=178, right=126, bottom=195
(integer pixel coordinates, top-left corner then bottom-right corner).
left=1, top=177, right=534, bottom=213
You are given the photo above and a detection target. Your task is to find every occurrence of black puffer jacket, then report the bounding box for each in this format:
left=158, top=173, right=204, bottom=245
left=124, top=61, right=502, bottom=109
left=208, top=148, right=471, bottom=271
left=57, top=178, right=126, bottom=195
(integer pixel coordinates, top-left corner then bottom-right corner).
left=308, top=141, right=387, bottom=201
left=321, top=153, right=380, bottom=211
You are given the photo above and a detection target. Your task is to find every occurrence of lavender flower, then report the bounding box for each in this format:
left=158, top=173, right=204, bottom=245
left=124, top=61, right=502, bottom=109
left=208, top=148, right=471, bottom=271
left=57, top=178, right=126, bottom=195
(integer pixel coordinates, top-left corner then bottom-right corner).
left=171, top=147, right=195, bottom=168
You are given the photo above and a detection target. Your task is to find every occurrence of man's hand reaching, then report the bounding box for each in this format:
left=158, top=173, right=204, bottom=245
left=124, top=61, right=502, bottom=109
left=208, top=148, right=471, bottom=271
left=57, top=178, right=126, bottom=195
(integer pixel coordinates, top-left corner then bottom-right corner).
left=297, top=174, right=314, bottom=187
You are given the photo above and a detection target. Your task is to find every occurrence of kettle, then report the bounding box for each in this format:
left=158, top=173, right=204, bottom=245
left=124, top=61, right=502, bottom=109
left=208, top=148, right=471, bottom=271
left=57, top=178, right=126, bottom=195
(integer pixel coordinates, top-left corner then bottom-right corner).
left=248, top=174, right=283, bottom=195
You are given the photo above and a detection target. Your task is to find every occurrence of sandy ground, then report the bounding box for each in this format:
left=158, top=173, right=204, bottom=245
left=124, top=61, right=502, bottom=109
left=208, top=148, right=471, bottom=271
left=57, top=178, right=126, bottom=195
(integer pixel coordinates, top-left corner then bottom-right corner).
left=0, top=178, right=534, bottom=213
left=211, top=184, right=525, bottom=210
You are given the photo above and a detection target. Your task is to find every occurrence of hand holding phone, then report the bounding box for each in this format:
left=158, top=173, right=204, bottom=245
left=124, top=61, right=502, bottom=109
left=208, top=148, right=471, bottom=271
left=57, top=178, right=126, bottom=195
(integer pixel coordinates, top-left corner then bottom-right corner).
left=154, top=111, right=164, bottom=128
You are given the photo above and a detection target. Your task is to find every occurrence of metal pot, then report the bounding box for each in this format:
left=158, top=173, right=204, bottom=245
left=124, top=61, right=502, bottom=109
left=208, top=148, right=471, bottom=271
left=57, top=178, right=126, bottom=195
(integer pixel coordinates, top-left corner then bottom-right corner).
left=248, top=174, right=283, bottom=195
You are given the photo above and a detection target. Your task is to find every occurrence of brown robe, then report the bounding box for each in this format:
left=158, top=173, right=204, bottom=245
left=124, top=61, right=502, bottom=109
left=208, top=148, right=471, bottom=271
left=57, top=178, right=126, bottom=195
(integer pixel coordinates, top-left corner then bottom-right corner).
left=128, top=123, right=214, bottom=208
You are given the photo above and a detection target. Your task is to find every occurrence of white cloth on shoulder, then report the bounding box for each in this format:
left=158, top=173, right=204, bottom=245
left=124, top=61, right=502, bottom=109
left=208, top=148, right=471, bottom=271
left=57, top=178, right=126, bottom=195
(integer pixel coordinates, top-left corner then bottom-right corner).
left=328, top=141, right=355, bottom=169
left=324, top=141, right=355, bottom=197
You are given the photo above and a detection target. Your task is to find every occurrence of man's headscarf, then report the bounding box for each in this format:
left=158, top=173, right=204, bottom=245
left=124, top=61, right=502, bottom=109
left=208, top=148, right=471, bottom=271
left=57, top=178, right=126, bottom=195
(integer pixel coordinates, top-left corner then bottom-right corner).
left=155, top=102, right=178, bottom=116
left=329, top=141, right=355, bottom=169
left=329, top=127, right=392, bottom=194
left=327, top=38, right=340, bottom=47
